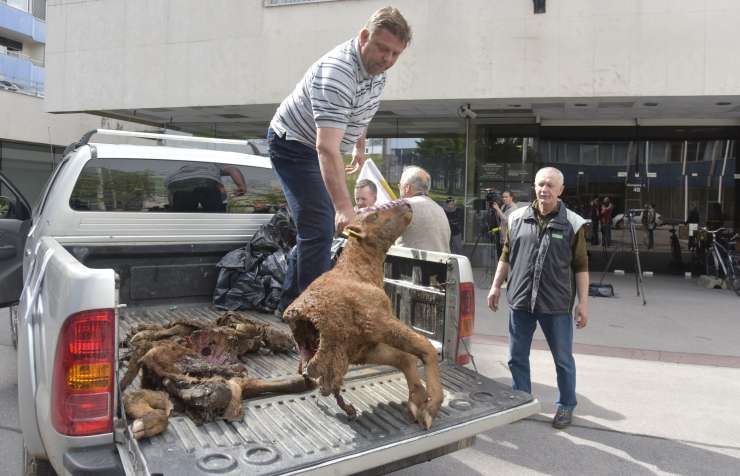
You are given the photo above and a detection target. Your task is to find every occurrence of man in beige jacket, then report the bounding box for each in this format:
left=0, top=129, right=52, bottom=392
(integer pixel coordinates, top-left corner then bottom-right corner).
left=396, top=166, right=451, bottom=253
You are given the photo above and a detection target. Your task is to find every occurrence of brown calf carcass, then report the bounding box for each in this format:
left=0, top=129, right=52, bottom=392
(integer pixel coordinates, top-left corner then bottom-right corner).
left=283, top=200, right=444, bottom=429
left=120, top=313, right=312, bottom=438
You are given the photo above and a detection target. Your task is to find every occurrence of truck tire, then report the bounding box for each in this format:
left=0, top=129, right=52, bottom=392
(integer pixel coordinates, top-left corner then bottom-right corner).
left=23, top=444, right=57, bottom=476
left=10, top=304, right=18, bottom=350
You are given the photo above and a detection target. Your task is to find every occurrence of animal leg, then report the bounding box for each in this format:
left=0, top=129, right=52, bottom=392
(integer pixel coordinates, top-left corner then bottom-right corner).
left=119, top=355, right=143, bottom=392
left=364, top=343, right=429, bottom=426
left=222, top=378, right=244, bottom=422
left=305, top=343, right=349, bottom=397
left=333, top=391, right=357, bottom=419
left=123, top=389, right=173, bottom=439
left=305, top=343, right=356, bottom=418
left=373, top=319, right=443, bottom=429
left=239, top=376, right=316, bottom=398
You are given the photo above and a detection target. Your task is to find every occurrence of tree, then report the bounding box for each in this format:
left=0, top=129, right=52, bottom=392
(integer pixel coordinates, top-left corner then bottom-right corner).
left=414, top=137, right=465, bottom=195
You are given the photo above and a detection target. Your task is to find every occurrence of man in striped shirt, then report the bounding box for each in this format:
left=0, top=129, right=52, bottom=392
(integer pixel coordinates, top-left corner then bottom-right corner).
left=268, top=7, right=411, bottom=312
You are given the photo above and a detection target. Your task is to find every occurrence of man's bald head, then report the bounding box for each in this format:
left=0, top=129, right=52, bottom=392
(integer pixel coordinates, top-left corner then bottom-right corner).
left=534, top=167, right=565, bottom=213
left=535, top=167, right=564, bottom=187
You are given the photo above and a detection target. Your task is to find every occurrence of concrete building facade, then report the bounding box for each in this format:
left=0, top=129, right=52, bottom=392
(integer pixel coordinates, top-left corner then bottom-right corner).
left=42, top=0, right=739, bottom=267
left=0, top=0, right=153, bottom=205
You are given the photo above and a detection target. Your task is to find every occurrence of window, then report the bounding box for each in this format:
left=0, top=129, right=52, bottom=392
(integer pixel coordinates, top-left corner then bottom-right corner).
left=6, top=0, right=29, bottom=13
left=0, top=177, right=29, bottom=220
left=70, top=158, right=285, bottom=213
left=264, top=0, right=341, bottom=6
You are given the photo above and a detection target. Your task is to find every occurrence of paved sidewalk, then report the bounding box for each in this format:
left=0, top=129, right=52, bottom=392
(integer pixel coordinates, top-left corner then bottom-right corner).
left=391, top=340, right=740, bottom=476
left=472, top=270, right=740, bottom=359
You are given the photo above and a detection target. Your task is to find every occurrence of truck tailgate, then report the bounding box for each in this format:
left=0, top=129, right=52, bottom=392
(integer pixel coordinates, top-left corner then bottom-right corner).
left=118, top=304, right=538, bottom=475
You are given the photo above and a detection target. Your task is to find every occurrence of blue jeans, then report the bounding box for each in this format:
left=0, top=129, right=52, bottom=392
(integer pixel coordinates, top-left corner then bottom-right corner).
left=508, top=309, right=577, bottom=410
left=267, top=128, right=334, bottom=311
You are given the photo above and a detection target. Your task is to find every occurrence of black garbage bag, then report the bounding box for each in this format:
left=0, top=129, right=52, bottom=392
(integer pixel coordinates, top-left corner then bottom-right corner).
left=250, top=208, right=296, bottom=255
left=262, top=249, right=288, bottom=283
left=213, top=208, right=296, bottom=312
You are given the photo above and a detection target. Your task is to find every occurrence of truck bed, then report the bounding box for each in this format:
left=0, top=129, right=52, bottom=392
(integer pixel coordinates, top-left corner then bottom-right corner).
left=118, top=303, right=537, bottom=476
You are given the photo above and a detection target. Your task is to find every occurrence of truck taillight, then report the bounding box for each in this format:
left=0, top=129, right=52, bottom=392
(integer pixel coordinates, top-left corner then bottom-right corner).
left=456, top=283, right=475, bottom=365
left=52, top=309, right=115, bottom=436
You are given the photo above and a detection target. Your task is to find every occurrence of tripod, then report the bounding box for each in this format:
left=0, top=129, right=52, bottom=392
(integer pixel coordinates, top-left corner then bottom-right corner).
left=470, top=210, right=500, bottom=286
left=599, top=211, right=647, bottom=305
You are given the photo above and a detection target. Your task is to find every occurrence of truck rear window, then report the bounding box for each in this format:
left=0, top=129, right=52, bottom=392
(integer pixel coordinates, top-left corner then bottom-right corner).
left=70, top=158, right=285, bottom=213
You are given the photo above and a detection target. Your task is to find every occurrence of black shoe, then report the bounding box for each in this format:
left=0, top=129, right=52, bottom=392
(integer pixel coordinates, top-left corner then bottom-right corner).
left=552, top=407, right=573, bottom=429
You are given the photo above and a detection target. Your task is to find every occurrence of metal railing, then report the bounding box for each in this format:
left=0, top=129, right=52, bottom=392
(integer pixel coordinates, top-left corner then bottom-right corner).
left=0, top=75, right=44, bottom=97
left=0, top=46, right=44, bottom=66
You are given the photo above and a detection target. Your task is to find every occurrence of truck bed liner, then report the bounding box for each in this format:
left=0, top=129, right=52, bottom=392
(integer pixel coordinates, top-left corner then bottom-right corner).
left=118, top=303, right=536, bottom=475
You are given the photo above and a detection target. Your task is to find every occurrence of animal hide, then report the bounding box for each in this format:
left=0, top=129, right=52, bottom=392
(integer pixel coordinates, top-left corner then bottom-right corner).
left=284, top=200, right=444, bottom=429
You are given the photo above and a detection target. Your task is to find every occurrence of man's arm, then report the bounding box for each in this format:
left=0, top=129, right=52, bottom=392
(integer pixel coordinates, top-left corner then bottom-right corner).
left=574, top=271, right=589, bottom=328
left=572, top=226, right=589, bottom=328
left=316, top=127, right=355, bottom=232
left=487, top=260, right=510, bottom=312
left=222, top=165, right=246, bottom=195
left=346, top=128, right=367, bottom=175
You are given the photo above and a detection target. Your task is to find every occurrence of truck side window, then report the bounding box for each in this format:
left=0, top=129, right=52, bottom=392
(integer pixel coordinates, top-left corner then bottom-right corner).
left=0, top=185, right=29, bottom=220
left=69, top=158, right=286, bottom=213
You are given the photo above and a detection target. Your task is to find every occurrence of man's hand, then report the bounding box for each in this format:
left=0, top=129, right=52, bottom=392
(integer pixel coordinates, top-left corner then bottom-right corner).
left=335, top=205, right=356, bottom=234
left=345, top=147, right=366, bottom=175
left=574, top=303, right=588, bottom=329
left=487, top=285, right=502, bottom=312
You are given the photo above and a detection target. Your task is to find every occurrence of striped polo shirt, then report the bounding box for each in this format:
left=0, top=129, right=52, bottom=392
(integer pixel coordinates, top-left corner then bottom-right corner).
left=270, top=38, right=386, bottom=153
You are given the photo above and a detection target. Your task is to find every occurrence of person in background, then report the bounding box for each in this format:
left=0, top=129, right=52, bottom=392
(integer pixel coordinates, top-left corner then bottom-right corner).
left=396, top=166, right=450, bottom=253
left=589, top=198, right=601, bottom=246
left=600, top=197, right=613, bottom=247
left=493, top=190, right=518, bottom=242
left=165, top=163, right=246, bottom=212
left=444, top=196, right=463, bottom=254
left=487, top=166, right=589, bottom=430
left=642, top=203, right=657, bottom=249
left=354, top=179, right=378, bottom=209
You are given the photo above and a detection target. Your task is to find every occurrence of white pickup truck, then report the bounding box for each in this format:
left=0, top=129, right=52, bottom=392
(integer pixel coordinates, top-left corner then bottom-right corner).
left=0, top=130, right=538, bottom=476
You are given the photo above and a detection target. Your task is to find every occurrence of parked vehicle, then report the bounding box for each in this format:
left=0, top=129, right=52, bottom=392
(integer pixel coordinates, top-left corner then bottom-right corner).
left=612, top=210, right=663, bottom=229
left=0, top=130, right=539, bottom=476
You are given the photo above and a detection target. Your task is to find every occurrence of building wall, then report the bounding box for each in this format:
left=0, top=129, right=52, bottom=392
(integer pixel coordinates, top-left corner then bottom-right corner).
left=0, top=90, right=154, bottom=205
left=0, top=89, right=137, bottom=145
left=45, top=0, right=740, bottom=112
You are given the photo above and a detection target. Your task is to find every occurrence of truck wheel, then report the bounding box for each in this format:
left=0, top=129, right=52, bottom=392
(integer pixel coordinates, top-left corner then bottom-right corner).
left=10, top=304, right=18, bottom=350
left=23, top=444, right=57, bottom=476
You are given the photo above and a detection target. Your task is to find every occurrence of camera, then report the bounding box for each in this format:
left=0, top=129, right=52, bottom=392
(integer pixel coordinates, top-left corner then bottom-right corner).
left=457, top=104, right=478, bottom=120
left=484, top=188, right=501, bottom=207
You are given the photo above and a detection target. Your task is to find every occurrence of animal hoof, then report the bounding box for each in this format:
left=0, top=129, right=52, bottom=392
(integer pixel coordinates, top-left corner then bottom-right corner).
left=345, top=404, right=358, bottom=420
left=407, top=401, right=419, bottom=421
left=419, top=410, right=433, bottom=430
left=131, top=419, right=146, bottom=439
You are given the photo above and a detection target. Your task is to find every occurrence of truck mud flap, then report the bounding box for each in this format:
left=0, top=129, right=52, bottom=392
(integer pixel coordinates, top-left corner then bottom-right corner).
left=127, top=364, right=537, bottom=476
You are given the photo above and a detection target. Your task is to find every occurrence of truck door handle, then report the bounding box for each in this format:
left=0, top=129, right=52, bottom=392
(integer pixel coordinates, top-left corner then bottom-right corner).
left=0, top=244, right=15, bottom=259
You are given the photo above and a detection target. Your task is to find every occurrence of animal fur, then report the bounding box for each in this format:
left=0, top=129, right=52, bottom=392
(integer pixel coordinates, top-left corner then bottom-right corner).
left=284, top=202, right=444, bottom=429
left=121, top=312, right=312, bottom=438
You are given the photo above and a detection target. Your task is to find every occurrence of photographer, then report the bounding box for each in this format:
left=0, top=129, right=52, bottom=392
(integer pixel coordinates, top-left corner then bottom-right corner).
left=493, top=190, right=518, bottom=240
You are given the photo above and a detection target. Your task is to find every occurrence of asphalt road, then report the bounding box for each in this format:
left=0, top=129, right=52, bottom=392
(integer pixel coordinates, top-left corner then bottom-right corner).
left=0, top=307, right=21, bottom=476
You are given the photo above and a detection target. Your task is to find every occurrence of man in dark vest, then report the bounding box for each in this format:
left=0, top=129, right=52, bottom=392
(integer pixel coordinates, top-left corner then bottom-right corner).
left=487, top=167, right=589, bottom=430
